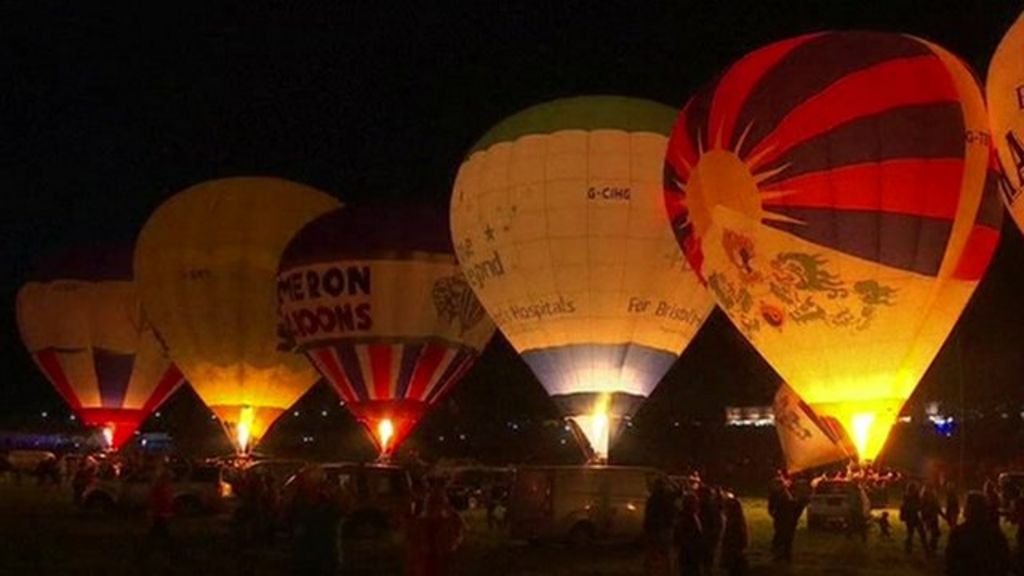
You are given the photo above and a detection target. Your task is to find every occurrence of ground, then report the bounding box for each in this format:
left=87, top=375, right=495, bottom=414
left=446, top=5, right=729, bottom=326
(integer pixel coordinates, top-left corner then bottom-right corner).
left=0, top=482, right=985, bottom=575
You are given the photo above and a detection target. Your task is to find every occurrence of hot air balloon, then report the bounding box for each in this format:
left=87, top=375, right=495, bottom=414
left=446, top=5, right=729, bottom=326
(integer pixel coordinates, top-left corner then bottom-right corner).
left=451, top=96, right=714, bottom=461
left=277, top=203, right=495, bottom=458
left=16, top=247, right=183, bottom=449
left=134, top=177, right=340, bottom=453
left=988, top=12, right=1024, bottom=226
left=664, top=31, right=1002, bottom=462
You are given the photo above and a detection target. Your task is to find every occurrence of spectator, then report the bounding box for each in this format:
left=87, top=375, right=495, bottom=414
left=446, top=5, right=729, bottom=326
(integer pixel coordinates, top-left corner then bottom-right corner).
left=769, top=482, right=807, bottom=563
left=674, top=493, right=703, bottom=576
left=642, top=478, right=675, bottom=576
left=878, top=511, right=891, bottom=539
left=945, top=483, right=960, bottom=529
left=900, top=483, right=927, bottom=554
left=946, top=492, right=1010, bottom=576
left=720, top=496, right=748, bottom=576
left=985, top=480, right=1002, bottom=528
left=697, top=485, right=723, bottom=574
left=922, top=486, right=942, bottom=555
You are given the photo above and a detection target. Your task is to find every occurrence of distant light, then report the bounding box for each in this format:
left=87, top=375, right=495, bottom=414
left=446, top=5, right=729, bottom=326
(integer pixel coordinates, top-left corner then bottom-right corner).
left=563, top=424, right=571, bottom=433
left=338, top=401, right=345, bottom=407
left=673, top=421, right=680, bottom=427
left=294, top=410, right=300, bottom=417
left=141, top=439, right=148, bottom=447
left=626, top=421, right=633, bottom=428
left=459, top=434, right=467, bottom=441
left=560, top=438, right=567, bottom=445
left=210, top=414, right=217, bottom=420
left=41, top=411, right=48, bottom=418
left=321, top=410, right=328, bottom=417
left=438, top=435, right=445, bottom=442
left=155, top=411, right=162, bottom=418
left=69, top=415, right=76, bottom=422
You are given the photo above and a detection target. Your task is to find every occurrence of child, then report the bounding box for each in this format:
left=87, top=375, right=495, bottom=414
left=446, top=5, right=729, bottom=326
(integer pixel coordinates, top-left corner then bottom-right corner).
left=879, top=511, right=892, bottom=539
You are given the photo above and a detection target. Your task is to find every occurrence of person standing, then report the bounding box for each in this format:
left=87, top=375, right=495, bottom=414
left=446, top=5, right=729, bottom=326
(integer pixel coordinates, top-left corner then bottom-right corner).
left=945, top=483, right=960, bottom=529
left=946, top=492, right=1010, bottom=576
left=720, top=496, right=748, bottom=576
left=674, top=494, right=703, bottom=576
left=407, top=478, right=464, bottom=576
left=643, top=478, right=676, bottom=576
left=770, top=483, right=807, bottom=563
left=697, top=485, right=723, bottom=575
left=900, top=483, right=926, bottom=554
left=140, top=466, right=176, bottom=569
left=985, top=480, right=1003, bottom=528
left=921, top=486, right=942, bottom=555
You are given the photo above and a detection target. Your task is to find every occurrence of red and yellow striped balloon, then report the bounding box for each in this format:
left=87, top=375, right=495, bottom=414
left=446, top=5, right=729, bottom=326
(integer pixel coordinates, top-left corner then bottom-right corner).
left=665, top=31, right=1001, bottom=462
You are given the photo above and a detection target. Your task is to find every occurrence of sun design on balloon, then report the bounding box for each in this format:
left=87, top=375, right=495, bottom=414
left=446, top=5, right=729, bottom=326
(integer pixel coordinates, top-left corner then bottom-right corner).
left=664, top=121, right=802, bottom=280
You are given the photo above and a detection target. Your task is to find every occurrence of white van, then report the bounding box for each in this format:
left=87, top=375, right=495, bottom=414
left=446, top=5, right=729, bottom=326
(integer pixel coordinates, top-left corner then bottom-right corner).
left=508, top=465, right=670, bottom=545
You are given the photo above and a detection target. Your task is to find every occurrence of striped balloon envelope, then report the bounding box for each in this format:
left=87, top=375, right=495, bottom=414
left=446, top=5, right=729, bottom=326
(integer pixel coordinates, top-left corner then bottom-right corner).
left=664, top=31, right=1002, bottom=462
left=16, top=247, right=183, bottom=449
left=452, top=96, right=714, bottom=461
left=277, top=203, right=495, bottom=458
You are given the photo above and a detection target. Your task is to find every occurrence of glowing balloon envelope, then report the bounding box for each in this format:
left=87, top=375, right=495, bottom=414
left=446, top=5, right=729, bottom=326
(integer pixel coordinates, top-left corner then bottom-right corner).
left=16, top=247, right=183, bottom=449
left=988, top=12, right=1024, bottom=225
left=451, top=96, right=714, bottom=461
left=277, top=203, right=495, bottom=458
left=665, top=31, right=1002, bottom=462
left=134, top=177, right=340, bottom=453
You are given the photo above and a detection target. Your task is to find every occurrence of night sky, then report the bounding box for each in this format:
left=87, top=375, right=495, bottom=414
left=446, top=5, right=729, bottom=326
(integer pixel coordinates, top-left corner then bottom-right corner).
left=5, top=2, right=1024, bottom=436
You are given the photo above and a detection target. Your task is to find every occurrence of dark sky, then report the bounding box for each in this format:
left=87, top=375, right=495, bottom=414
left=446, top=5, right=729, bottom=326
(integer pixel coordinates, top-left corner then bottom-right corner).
left=5, top=1, right=1024, bottom=427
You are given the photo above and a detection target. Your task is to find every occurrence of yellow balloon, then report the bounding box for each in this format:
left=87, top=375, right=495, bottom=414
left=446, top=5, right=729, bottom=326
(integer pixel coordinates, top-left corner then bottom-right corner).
left=988, top=12, right=1024, bottom=225
left=451, top=96, right=714, bottom=460
left=134, top=177, right=340, bottom=452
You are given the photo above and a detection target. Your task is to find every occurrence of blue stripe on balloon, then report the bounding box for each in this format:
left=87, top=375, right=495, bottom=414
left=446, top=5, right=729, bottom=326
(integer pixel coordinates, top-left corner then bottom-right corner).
left=763, top=207, right=951, bottom=277
left=395, top=343, right=421, bottom=400
left=92, top=349, right=135, bottom=408
left=335, top=345, right=371, bottom=402
left=520, top=343, right=678, bottom=400
left=425, top=349, right=468, bottom=404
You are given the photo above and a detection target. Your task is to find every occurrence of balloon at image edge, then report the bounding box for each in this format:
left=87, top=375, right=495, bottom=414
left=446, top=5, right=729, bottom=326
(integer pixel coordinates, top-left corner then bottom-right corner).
left=277, top=204, right=496, bottom=459
left=451, top=95, right=715, bottom=462
left=15, top=247, right=184, bottom=450
left=134, top=177, right=341, bottom=454
left=988, top=12, right=1024, bottom=230
left=665, top=31, right=1003, bottom=462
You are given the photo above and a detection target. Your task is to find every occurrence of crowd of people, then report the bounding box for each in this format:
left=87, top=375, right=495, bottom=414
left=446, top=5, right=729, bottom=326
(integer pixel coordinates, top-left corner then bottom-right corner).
left=642, top=476, right=749, bottom=576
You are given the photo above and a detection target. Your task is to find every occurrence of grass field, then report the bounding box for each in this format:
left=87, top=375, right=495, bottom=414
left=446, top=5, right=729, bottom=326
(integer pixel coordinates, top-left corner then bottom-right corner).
left=0, top=482, right=984, bottom=575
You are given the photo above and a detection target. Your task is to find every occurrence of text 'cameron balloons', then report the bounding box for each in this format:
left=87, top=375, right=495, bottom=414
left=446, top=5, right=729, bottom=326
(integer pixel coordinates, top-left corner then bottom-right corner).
left=278, top=204, right=495, bottom=458
left=16, top=247, right=183, bottom=449
left=135, top=177, right=340, bottom=453
left=665, top=31, right=1002, bottom=462
left=988, top=12, right=1024, bottom=227
left=452, top=96, right=714, bottom=461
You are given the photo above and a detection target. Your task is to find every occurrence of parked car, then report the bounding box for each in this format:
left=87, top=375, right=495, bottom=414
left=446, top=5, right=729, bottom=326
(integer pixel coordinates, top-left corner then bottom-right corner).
left=508, top=465, right=669, bottom=545
left=82, top=462, right=231, bottom=515
left=806, top=479, right=871, bottom=531
left=281, top=462, right=412, bottom=538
